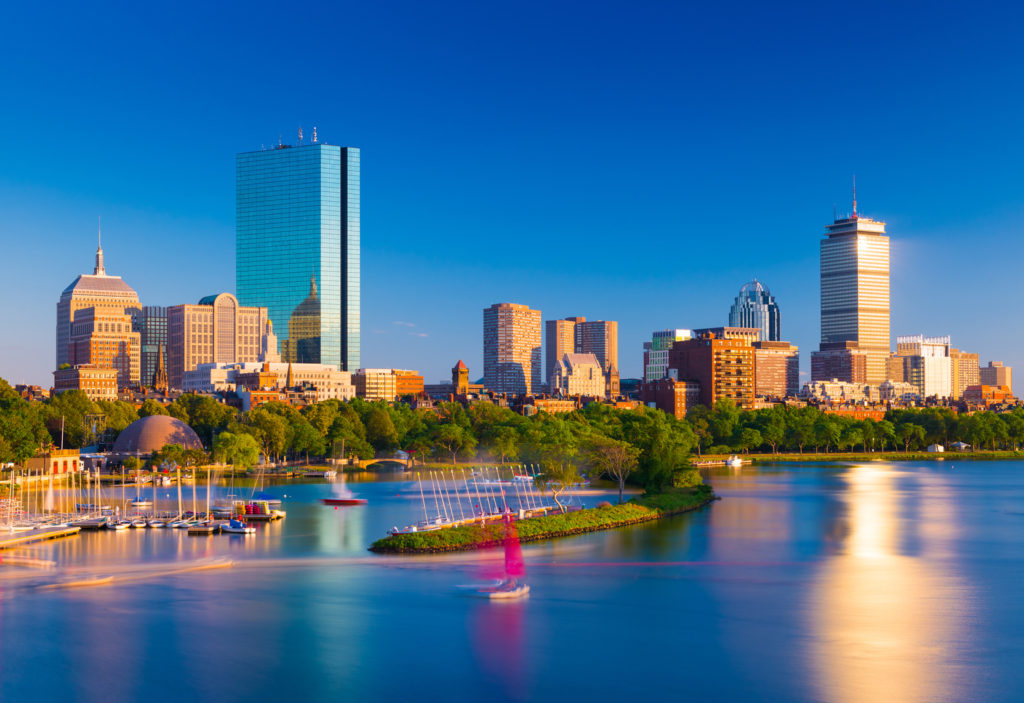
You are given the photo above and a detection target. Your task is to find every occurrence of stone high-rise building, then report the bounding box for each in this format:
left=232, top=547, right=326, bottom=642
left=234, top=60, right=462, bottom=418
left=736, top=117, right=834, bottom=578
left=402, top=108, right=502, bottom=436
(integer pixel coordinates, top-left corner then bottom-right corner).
left=813, top=190, right=890, bottom=384
left=166, top=293, right=278, bottom=389
left=56, top=238, right=141, bottom=386
left=483, top=303, right=542, bottom=395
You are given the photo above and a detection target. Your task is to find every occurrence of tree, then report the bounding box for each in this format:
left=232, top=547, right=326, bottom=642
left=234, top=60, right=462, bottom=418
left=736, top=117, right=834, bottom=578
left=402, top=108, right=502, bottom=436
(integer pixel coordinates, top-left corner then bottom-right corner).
left=898, top=422, right=925, bottom=451
left=709, top=399, right=740, bottom=446
left=138, top=399, right=169, bottom=417
left=365, top=407, right=399, bottom=453
left=213, top=431, right=260, bottom=471
left=431, top=423, right=476, bottom=464
left=167, top=394, right=235, bottom=447
left=290, top=420, right=325, bottom=463
left=586, top=434, right=640, bottom=503
left=245, top=408, right=288, bottom=462
left=736, top=427, right=762, bottom=454
left=875, top=420, right=896, bottom=450
left=756, top=408, right=786, bottom=454
left=482, top=424, right=520, bottom=464
left=814, top=415, right=840, bottom=453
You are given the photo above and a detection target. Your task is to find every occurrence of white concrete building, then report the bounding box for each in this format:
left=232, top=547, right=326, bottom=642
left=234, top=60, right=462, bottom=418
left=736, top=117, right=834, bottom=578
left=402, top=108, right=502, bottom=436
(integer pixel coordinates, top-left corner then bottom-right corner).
left=896, top=335, right=952, bottom=399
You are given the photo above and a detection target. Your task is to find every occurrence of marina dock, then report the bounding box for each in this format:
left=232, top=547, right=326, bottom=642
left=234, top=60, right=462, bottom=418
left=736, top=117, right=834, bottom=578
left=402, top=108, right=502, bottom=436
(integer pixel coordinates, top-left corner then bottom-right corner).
left=0, top=525, right=81, bottom=550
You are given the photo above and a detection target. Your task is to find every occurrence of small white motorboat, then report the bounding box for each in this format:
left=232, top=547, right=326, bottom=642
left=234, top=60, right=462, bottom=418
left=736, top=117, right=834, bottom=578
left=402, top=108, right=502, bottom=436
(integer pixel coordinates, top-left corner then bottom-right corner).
left=148, top=520, right=166, bottom=528
left=130, top=518, right=147, bottom=528
left=108, top=520, right=131, bottom=531
left=222, top=518, right=255, bottom=534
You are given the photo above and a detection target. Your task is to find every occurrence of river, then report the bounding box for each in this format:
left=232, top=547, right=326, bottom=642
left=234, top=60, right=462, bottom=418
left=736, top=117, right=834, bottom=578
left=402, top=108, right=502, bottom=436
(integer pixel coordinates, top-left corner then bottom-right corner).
left=2, top=461, right=1023, bottom=702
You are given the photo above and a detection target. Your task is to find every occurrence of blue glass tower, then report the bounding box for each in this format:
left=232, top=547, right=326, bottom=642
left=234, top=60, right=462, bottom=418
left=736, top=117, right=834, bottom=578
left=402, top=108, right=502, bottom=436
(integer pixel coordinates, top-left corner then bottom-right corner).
left=728, top=279, right=781, bottom=342
left=236, top=143, right=360, bottom=371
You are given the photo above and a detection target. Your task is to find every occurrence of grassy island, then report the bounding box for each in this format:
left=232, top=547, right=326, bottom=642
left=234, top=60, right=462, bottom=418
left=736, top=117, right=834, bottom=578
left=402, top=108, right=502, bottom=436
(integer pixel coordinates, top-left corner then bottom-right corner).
left=369, top=484, right=716, bottom=554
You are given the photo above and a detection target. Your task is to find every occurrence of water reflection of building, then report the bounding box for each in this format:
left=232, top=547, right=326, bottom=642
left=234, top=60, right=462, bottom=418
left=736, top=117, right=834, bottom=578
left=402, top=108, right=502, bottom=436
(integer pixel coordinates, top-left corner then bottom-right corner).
left=281, top=276, right=321, bottom=364
left=810, top=465, right=969, bottom=703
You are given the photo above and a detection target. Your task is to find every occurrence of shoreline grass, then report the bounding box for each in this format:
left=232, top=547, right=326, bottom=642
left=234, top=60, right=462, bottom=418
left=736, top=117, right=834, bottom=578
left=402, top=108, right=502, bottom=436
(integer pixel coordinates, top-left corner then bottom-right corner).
left=369, top=484, right=716, bottom=554
left=703, top=450, right=1024, bottom=463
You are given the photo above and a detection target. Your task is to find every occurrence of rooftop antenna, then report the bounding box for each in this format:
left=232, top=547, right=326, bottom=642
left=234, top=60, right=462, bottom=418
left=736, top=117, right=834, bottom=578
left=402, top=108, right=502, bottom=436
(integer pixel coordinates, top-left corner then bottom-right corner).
left=312, top=126, right=318, bottom=143
left=833, top=203, right=837, bottom=221
left=852, top=174, right=857, bottom=216
left=278, top=134, right=283, bottom=147
left=298, top=126, right=303, bottom=144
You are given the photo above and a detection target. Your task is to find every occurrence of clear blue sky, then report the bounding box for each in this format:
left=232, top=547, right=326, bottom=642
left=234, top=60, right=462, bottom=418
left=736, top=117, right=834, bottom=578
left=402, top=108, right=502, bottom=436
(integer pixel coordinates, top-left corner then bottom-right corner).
left=2, top=0, right=1023, bottom=387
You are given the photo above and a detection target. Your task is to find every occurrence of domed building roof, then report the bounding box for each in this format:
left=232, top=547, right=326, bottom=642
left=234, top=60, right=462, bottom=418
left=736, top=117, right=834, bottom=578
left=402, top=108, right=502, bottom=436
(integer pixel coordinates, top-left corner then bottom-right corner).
left=112, top=415, right=203, bottom=454
left=292, top=275, right=321, bottom=317
left=739, top=278, right=770, bottom=296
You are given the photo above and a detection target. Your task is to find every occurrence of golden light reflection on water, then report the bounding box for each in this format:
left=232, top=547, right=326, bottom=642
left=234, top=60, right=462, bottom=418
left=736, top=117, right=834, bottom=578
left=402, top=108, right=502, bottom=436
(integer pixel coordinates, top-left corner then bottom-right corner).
left=812, top=465, right=970, bottom=703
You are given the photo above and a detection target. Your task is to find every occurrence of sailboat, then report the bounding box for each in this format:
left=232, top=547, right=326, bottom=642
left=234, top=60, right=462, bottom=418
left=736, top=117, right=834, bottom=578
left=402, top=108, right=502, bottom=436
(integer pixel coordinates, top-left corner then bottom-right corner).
left=464, top=515, right=529, bottom=599
left=321, top=473, right=366, bottom=506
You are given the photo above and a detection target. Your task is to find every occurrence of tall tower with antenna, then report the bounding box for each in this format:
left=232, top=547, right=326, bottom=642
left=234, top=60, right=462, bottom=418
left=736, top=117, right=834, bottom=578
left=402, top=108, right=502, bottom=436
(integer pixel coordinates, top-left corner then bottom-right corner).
left=811, top=183, right=890, bottom=384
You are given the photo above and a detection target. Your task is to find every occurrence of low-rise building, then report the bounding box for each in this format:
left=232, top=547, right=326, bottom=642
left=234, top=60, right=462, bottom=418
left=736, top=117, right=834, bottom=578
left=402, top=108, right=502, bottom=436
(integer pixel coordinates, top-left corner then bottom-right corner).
left=53, top=365, right=118, bottom=401
left=802, top=379, right=880, bottom=404
left=353, top=368, right=424, bottom=402
left=963, top=384, right=1014, bottom=407
left=639, top=378, right=701, bottom=419
left=182, top=362, right=354, bottom=400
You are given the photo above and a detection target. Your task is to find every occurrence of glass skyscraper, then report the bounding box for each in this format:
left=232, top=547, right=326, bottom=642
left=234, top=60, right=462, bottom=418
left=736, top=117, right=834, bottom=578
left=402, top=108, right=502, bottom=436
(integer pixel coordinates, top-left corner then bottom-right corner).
left=236, top=142, right=360, bottom=371
left=728, top=279, right=781, bottom=342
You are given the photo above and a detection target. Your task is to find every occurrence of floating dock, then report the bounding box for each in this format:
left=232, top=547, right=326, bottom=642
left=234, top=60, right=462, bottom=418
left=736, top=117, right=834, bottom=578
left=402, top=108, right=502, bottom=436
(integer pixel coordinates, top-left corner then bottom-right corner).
left=0, top=525, right=81, bottom=550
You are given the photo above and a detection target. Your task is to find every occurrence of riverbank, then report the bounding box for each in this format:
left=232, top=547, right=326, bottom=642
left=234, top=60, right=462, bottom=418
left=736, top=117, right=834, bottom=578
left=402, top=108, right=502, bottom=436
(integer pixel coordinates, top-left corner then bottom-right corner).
left=369, top=484, right=716, bottom=554
left=701, top=450, right=1024, bottom=463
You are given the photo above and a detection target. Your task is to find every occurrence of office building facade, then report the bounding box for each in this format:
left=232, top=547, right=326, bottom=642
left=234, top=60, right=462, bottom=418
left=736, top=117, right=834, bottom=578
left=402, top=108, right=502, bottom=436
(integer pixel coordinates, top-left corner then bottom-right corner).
left=236, top=141, right=360, bottom=371
left=483, top=303, right=542, bottom=395
left=56, top=241, right=141, bottom=385
left=753, top=341, right=799, bottom=398
left=137, top=306, right=167, bottom=387
left=166, top=293, right=278, bottom=389
left=728, top=279, right=781, bottom=342
left=643, top=329, right=692, bottom=382
left=949, top=348, right=980, bottom=400
left=980, top=361, right=1013, bottom=393
left=816, top=199, right=890, bottom=383
left=896, top=335, right=951, bottom=399
left=668, top=333, right=755, bottom=409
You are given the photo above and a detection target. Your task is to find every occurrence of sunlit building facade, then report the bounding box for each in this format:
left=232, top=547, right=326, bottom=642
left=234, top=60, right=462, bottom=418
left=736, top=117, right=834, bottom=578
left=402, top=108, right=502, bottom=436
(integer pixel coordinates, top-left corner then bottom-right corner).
left=56, top=240, right=141, bottom=386
left=949, top=348, right=980, bottom=400
left=979, top=361, right=1013, bottom=393
left=236, top=142, right=360, bottom=371
left=817, top=201, right=890, bottom=384
left=896, top=335, right=951, bottom=399
left=483, top=303, right=542, bottom=395
left=166, top=293, right=278, bottom=389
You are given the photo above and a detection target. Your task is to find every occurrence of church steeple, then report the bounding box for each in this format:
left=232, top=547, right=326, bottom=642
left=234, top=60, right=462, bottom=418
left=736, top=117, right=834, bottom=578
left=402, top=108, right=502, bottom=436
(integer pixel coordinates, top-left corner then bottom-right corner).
left=153, top=343, right=168, bottom=393
left=309, top=274, right=318, bottom=298
left=94, top=216, right=106, bottom=275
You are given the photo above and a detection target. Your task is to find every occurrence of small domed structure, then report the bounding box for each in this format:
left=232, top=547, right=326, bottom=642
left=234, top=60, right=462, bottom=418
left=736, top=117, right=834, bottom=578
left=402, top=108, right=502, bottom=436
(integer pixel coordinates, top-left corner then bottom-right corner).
left=112, top=415, right=203, bottom=455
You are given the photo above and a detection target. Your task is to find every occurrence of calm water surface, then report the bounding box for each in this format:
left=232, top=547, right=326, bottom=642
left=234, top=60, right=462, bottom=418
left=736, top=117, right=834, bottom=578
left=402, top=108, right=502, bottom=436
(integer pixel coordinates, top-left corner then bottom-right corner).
left=2, top=461, right=1023, bottom=702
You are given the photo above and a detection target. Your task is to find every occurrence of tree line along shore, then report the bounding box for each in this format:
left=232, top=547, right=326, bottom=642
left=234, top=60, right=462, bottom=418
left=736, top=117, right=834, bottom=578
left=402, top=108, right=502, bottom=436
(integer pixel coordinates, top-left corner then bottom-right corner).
left=4, top=376, right=1024, bottom=493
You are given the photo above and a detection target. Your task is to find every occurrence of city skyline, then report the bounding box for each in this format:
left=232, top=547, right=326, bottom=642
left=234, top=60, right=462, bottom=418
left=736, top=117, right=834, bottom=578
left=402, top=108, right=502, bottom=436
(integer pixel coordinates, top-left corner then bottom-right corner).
left=5, top=3, right=1024, bottom=387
